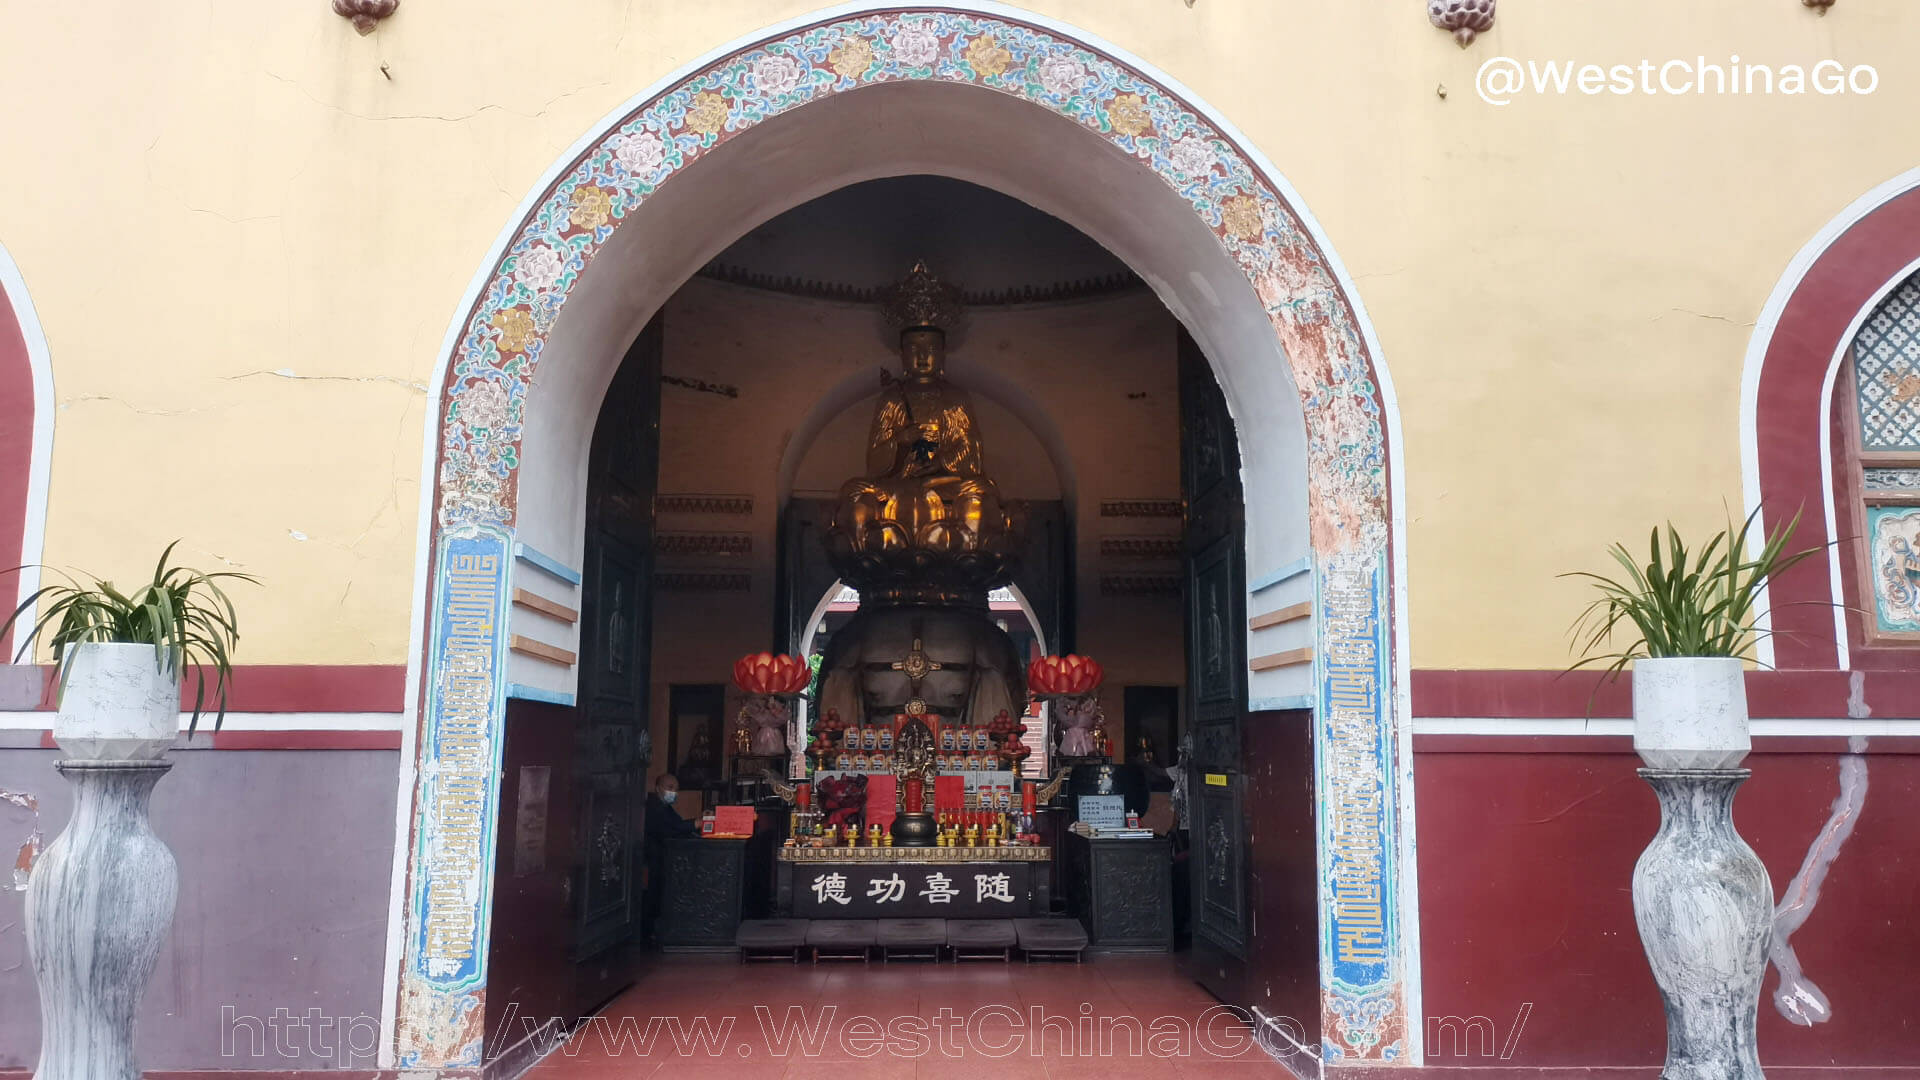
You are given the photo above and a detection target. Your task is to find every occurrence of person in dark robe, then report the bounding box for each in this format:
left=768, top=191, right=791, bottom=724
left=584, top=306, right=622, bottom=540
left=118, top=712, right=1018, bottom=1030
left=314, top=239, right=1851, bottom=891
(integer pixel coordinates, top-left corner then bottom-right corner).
left=641, top=773, right=696, bottom=941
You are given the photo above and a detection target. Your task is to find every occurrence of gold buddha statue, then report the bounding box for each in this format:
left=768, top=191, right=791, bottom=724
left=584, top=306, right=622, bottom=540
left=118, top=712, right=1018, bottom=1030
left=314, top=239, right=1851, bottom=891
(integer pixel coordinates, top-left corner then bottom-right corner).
left=818, top=263, right=1027, bottom=732
left=841, top=327, right=996, bottom=553
left=827, top=263, right=1020, bottom=605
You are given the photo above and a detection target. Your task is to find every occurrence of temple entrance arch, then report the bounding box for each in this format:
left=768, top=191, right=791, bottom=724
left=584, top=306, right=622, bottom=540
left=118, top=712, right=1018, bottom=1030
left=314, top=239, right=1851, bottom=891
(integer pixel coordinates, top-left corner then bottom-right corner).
left=392, top=6, right=1412, bottom=1070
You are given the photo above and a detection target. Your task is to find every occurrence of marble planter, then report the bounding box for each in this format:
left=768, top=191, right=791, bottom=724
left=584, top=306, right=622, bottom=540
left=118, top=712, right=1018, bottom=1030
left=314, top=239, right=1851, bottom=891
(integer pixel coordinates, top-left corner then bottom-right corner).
left=1633, top=769, right=1772, bottom=1080
left=1632, top=656, right=1749, bottom=769
left=26, top=760, right=179, bottom=1080
left=53, top=642, right=180, bottom=761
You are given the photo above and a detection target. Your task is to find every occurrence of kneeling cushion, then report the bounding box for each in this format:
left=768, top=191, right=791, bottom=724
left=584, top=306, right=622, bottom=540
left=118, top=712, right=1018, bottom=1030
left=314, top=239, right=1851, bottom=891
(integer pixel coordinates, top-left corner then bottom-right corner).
left=736, top=918, right=811, bottom=948
left=945, top=919, right=1017, bottom=948
left=806, top=920, right=878, bottom=946
left=1014, top=917, right=1088, bottom=950
left=877, top=918, right=948, bottom=946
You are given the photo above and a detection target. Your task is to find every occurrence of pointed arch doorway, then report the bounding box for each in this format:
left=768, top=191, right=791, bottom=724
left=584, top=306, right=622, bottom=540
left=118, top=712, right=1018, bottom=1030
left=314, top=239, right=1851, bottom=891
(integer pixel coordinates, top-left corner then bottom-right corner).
left=389, top=5, right=1414, bottom=1070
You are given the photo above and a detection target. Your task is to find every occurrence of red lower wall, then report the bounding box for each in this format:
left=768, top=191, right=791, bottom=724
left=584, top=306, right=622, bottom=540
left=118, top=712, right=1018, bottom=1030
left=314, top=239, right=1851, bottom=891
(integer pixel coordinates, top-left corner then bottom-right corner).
left=1415, top=739, right=1920, bottom=1069
left=0, top=281, right=33, bottom=661
left=1242, top=710, right=1323, bottom=1058
left=485, top=699, right=584, bottom=1064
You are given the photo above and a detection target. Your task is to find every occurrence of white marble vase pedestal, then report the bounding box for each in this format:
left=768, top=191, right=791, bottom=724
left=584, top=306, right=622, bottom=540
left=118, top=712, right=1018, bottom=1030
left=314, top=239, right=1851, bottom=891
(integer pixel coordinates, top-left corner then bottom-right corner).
left=1632, top=767, right=1771, bottom=1080
left=25, top=759, right=179, bottom=1080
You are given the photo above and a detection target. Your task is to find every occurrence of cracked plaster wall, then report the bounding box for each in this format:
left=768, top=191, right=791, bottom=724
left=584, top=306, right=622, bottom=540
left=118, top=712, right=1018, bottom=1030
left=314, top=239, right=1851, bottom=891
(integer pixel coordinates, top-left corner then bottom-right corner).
left=0, top=1, right=1917, bottom=666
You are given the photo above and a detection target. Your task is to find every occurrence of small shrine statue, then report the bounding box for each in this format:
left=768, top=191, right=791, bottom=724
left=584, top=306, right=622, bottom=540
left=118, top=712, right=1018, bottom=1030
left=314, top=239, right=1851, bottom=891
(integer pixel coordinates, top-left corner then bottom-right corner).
left=892, top=714, right=938, bottom=818
left=677, top=727, right=719, bottom=790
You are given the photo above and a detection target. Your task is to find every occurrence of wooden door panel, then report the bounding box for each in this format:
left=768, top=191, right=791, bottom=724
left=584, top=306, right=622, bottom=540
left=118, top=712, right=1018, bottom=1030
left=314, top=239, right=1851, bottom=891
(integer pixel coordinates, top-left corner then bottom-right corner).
left=1189, top=536, right=1239, bottom=708
left=1194, top=778, right=1247, bottom=952
left=575, top=775, right=635, bottom=958
left=570, top=316, right=660, bottom=989
left=1179, top=330, right=1250, bottom=964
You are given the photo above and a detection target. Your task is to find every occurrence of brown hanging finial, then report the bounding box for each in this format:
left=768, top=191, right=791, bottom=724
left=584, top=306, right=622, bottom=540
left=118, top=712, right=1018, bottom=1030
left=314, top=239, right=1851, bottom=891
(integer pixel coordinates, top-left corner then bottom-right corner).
left=1428, top=0, right=1495, bottom=47
left=333, top=0, right=398, bottom=35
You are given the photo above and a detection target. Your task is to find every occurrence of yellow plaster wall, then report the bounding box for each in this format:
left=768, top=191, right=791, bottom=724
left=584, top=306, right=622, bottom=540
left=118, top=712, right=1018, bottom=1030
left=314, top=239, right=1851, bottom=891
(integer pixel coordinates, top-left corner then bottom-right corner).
left=1, top=1, right=1915, bottom=667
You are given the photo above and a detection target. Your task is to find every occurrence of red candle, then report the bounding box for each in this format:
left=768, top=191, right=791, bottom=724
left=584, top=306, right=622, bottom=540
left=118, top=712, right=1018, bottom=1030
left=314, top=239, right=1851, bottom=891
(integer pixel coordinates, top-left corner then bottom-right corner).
left=796, top=782, right=811, bottom=808
left=903, top=776, right=924, bottom=815
left=1022, top=781, right=1037, bottom=813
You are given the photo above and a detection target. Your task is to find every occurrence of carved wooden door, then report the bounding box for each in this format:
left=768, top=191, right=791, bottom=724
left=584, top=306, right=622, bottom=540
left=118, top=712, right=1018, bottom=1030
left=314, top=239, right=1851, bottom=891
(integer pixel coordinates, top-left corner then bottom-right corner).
left=573, top=314, right=661, bottom=1008
left=1179, top=330, right=1250, bottom=966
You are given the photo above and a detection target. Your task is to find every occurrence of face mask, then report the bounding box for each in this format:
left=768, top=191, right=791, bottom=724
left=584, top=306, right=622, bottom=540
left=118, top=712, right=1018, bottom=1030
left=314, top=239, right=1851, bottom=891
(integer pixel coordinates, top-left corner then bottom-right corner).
left=660, top=790, right=678, bottom=805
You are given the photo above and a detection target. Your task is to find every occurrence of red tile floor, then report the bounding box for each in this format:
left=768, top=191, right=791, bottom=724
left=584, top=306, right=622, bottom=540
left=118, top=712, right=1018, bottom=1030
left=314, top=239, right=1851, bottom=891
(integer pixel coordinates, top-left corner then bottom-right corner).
left=519, top=954, right=1294, bottom=1079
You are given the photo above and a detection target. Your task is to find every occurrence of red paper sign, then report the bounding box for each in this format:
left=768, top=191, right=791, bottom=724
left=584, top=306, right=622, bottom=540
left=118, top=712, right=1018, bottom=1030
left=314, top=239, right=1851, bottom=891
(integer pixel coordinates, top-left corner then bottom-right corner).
left=935, top=775, right=965, bottom=814
left=710, top=805, right=756, bottom=837
left=865, top=774, right=897, bottom=830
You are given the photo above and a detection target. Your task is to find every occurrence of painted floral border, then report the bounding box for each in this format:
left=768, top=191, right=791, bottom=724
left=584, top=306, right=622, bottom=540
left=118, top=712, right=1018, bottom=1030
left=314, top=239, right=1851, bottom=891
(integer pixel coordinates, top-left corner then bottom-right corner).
left=434, top=11, right=1386, bottom=552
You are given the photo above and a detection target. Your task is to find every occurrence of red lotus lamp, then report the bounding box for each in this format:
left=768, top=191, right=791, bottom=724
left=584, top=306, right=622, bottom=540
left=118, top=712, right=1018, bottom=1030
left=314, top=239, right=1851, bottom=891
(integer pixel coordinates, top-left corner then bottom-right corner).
left=733, top=651, right=810, bottom=696
left=1027, top=654, right=1105, bottom=697
left=1028, top=654, right=1106, bottom=759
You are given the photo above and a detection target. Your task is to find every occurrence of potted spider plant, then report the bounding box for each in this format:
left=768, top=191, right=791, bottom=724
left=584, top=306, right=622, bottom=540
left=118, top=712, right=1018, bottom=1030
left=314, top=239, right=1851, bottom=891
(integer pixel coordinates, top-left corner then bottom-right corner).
left=1566, top=507, right=1822, bottom=1080
left=2, top=540, right=255, bottom=759
left=0, top=542, right=254, bottom=1080
left=1566, top=507, right=1821, bottom=768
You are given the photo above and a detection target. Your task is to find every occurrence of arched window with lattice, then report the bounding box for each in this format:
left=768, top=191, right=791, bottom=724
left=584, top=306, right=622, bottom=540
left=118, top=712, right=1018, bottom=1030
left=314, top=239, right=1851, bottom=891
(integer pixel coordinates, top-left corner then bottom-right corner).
left=1839, top=270, right=1920, bottom=643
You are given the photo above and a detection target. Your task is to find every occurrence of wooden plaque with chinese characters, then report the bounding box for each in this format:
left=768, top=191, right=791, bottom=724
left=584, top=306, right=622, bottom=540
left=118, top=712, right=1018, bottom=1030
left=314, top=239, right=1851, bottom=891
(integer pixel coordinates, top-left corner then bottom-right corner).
left=790, top=862, right=1038, bottom=917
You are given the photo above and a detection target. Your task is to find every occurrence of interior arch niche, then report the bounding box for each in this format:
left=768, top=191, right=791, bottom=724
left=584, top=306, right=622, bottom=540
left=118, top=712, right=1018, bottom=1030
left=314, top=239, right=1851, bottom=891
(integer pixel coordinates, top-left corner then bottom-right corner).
left=400, top=10, right=1411, bottom=1070
left=515, top=81, right=1311, bottom=575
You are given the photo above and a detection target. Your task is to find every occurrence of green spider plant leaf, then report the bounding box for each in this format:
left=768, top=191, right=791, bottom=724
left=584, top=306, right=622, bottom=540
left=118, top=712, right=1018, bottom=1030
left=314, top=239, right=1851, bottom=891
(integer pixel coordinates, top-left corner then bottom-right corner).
left=1560, top=507, right=1832, bottom=708
left=0, top=543, right=258, bottom=737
